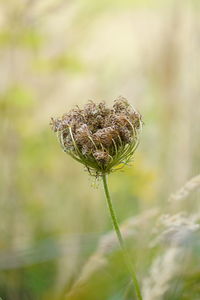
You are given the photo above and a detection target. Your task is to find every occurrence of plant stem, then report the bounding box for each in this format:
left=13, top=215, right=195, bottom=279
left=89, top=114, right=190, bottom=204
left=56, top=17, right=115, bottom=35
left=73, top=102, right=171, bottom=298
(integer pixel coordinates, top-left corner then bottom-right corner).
left=102, top=174, right=143, bottom=300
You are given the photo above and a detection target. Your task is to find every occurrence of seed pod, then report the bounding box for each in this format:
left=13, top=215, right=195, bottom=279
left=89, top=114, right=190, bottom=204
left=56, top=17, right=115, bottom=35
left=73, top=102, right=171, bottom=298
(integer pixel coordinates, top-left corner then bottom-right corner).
left=50, top=97, right=143, bottom=176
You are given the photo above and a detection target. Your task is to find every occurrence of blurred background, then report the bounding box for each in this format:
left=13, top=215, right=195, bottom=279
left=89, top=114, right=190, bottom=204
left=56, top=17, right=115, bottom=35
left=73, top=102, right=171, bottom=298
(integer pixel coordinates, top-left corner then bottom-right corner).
left=0, top=0, right=200, bottom=299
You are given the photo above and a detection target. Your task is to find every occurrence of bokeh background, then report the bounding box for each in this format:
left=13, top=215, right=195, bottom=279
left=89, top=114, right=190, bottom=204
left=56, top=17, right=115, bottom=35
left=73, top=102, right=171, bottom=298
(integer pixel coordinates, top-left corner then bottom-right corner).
left=0, top=0, right=200, bottom=299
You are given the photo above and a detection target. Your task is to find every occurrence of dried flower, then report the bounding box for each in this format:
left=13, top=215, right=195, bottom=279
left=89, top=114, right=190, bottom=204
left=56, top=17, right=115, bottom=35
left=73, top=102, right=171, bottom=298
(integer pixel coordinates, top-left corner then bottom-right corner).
left=51, top=97, right=144, bottom=300
left=50, top=96, right=142, bottom=176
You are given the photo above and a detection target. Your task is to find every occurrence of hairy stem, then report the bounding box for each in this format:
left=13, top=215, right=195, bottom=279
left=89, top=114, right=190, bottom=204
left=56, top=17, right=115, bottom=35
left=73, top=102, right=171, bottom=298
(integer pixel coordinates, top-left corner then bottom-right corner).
left=102, top=174, right=143, bottom=300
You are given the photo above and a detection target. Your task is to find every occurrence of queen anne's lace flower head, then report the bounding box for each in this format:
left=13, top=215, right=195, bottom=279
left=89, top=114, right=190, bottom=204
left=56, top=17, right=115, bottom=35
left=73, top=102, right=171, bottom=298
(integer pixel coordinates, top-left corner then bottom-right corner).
left=50, top=97, right=142, bottom=176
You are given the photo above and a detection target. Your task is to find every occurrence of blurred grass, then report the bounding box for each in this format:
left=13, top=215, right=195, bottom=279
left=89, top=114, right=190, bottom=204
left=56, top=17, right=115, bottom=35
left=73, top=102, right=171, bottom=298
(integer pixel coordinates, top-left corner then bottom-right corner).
left=0, top=0, right=200, bottom=299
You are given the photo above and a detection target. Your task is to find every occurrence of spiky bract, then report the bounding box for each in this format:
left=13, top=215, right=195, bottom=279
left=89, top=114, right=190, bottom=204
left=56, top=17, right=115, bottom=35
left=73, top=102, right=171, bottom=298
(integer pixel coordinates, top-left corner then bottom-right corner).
left=50, top=97, right=142, bottom=176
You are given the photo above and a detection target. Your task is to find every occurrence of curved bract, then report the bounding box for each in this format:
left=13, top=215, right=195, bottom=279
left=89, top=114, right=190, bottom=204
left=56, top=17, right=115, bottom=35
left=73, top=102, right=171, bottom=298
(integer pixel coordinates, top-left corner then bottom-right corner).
left=50, top=97, right=142, bottom=176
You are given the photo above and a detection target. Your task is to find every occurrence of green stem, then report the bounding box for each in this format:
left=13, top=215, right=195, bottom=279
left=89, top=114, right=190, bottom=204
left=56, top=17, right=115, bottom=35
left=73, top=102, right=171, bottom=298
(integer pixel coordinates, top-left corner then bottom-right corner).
left=102, top=174, right=143, bottom=300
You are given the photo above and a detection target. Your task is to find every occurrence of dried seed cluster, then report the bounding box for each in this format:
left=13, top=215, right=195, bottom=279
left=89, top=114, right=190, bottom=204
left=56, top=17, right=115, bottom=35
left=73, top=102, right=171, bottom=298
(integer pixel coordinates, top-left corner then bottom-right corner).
left=50, top=97, right=142, bottom=176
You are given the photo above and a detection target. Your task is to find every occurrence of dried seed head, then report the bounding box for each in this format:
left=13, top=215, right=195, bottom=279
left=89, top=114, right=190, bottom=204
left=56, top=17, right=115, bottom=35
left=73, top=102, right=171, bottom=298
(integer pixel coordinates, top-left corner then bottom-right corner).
left=93, top=150, right=110, bottom=164
left=50, top=97, right=143, bottom=176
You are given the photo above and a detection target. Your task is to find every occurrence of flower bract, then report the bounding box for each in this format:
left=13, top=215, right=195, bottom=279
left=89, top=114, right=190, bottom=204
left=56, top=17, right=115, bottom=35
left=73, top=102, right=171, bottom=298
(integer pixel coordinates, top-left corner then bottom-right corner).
left=50, top=97, right=142, bottom=176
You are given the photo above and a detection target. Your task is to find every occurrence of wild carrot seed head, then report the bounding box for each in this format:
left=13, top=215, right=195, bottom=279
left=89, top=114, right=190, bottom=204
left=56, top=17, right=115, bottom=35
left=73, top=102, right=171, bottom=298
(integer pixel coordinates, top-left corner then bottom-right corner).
left=50, top=96, right=142, bottom=176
